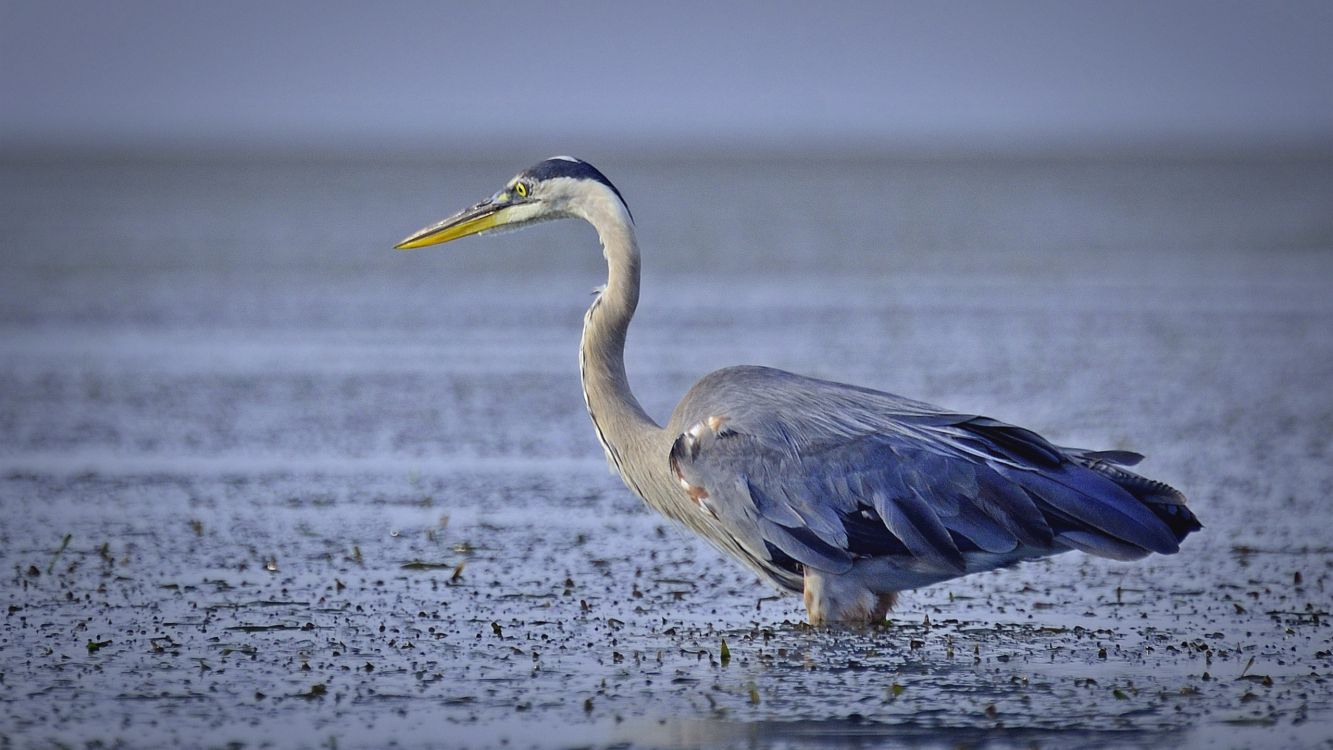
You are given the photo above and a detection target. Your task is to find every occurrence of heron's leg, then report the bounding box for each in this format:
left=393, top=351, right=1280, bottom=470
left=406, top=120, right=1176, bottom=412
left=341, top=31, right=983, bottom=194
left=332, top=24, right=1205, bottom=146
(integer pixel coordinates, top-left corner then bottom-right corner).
left=870, top=590, right=898, bottom=621
left=802, top=566, right=895, bottom=625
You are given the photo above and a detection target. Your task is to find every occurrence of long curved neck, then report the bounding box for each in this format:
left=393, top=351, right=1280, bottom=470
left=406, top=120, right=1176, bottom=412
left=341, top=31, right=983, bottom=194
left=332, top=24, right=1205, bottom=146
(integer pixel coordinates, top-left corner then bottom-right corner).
left=578, top=202, right=661, bottom=487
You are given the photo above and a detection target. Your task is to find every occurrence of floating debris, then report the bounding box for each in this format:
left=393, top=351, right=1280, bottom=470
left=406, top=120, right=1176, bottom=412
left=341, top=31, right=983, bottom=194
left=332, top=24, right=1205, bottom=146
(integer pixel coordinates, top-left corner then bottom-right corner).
left=399, top=560, right=455, bottom=571
left=47, top=533, right=72, bottom=574
left=298, top=683, right=327, bottom=700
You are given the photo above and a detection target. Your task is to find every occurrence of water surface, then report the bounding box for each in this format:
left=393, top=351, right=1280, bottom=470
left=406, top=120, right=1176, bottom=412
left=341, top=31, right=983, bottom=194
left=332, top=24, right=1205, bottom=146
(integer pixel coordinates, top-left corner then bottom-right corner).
left=2, top=154, right=1331, bottom=748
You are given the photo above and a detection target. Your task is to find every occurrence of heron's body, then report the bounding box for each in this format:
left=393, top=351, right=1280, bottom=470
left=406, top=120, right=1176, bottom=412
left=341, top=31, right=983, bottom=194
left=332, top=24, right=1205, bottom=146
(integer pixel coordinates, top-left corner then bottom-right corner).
left=397, top=157, right=1200, bottom=624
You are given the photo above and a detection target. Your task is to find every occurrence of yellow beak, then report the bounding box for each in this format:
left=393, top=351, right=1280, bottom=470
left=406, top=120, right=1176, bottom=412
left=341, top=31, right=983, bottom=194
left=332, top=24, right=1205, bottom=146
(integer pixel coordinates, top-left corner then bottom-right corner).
left=394, top=199, right=506, bottom=250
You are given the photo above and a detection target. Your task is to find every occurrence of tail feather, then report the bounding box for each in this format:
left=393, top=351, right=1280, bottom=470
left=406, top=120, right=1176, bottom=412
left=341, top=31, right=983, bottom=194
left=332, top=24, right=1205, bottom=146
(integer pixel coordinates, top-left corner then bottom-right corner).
left=1055, top=530, right=1152, bottom=561
left=1073, top=453, right=1201, bottom=544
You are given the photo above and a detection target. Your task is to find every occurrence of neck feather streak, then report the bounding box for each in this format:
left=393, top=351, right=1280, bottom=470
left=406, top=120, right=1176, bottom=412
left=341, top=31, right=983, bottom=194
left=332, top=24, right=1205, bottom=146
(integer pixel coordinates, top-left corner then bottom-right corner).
left=577, top=205, right=659, bottom=488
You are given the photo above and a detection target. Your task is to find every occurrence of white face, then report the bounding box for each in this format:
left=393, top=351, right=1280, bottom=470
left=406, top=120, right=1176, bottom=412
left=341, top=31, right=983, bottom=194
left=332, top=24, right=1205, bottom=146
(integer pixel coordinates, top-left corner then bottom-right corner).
left=482, top=175, right=630, bottom=236
left=396, top=159, right=630, bottom=250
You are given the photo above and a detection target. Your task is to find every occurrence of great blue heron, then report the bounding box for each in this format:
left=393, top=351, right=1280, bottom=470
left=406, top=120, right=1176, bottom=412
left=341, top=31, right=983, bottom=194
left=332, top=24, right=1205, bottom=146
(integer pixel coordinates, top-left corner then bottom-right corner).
left=395, top=157, right=1200, bottom=625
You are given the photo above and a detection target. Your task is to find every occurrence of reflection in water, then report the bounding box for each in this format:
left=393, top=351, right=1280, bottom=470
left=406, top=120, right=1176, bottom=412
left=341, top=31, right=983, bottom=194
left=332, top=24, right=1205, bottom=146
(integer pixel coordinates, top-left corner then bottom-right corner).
left=618, top=717, right=1184, bottom=749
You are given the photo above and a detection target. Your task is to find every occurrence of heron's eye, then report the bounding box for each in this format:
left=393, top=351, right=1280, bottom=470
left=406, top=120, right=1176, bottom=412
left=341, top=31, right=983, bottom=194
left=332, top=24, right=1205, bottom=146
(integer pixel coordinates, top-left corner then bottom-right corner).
left=514, top=182, right=529, bottom=198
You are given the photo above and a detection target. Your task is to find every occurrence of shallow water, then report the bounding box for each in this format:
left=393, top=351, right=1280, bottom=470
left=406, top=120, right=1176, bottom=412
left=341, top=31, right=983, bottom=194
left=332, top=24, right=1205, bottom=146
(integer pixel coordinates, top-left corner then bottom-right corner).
left=2, top=155, right=1332, bottom=748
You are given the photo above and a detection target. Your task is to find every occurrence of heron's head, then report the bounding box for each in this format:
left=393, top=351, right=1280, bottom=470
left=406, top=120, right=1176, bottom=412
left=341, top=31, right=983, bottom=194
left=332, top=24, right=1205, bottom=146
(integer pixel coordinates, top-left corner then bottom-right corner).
left=394, top=156, right=631, bottom=250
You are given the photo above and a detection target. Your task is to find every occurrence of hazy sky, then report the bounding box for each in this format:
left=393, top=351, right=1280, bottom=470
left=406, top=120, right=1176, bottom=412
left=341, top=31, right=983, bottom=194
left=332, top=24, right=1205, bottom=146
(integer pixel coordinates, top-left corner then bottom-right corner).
left=2, top=0, right=1330, bottom=153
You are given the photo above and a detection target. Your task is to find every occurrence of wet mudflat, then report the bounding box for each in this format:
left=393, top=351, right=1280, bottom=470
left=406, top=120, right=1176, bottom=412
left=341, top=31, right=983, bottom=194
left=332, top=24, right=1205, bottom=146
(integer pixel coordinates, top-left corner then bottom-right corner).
left=2, top=155, right=1332, bottom=748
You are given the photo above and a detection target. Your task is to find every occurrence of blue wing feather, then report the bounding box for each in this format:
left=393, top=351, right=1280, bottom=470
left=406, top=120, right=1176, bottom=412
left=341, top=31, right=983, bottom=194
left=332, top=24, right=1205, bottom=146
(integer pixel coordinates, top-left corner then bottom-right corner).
left=872, top=487, right=966, bottom=573
left=940, top=501, right=1020, bottom=554
left=996, top=463, right=1179, bottom=554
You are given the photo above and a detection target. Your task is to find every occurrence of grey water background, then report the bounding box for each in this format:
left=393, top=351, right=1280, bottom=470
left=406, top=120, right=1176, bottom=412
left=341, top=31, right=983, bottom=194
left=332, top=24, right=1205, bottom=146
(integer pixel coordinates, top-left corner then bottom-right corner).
left=2, top=152, right=1332, bottom=749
